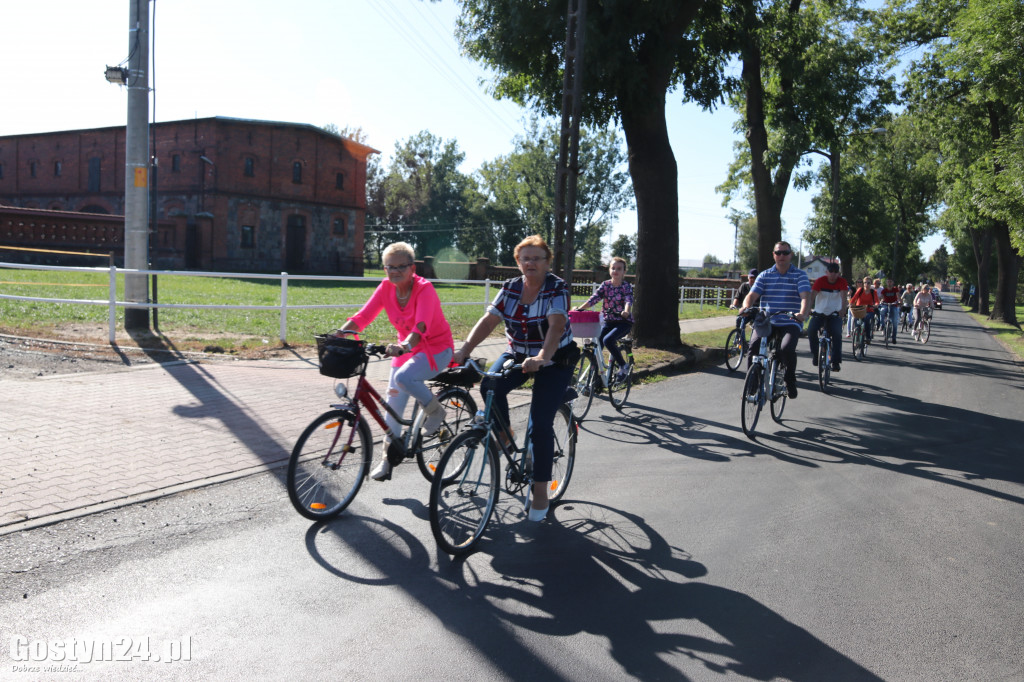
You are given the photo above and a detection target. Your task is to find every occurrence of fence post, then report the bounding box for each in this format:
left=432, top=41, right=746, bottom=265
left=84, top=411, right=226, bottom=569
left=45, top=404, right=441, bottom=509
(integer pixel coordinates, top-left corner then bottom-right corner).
left=484, top=279, right=492, bottom=312
left=700, top=285, right=706, bottom=311
left=279, top=272, right=288, bottom=344
left=108, top=263, right=118, bottom=344
left=678, top=286, right=684, bottom=314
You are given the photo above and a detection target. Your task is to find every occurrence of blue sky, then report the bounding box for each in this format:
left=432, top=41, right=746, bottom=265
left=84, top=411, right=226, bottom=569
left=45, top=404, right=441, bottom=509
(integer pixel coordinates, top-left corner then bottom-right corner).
left=2, top=0, right=944, bottom=263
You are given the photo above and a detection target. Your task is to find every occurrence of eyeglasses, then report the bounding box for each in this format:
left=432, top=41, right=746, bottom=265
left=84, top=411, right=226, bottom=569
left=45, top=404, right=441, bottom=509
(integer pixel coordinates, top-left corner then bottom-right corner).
left=518, top=256, right=548, bottom=264
left=773, top=250, right=792, bottom=256
left=384, top=263, right=413, bottom=273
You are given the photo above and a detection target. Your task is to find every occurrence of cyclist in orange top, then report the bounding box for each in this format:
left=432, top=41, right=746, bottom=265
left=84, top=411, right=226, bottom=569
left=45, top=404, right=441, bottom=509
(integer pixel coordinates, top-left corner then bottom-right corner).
left=849, top=277, right=879, bottom=343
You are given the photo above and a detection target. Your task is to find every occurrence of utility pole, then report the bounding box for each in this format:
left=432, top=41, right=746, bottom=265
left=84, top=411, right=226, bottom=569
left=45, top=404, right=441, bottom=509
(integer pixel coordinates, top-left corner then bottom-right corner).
left=124, top=0, right=150, bottom=330
left=553, top=0, right=586, bottom=284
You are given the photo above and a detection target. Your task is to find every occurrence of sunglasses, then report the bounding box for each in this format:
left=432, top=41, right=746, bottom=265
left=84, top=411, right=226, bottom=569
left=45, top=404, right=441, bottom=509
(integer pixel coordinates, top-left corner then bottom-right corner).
left=773, top=250, right=792, bottom=256
left=384, top=263, right=413, bottom=272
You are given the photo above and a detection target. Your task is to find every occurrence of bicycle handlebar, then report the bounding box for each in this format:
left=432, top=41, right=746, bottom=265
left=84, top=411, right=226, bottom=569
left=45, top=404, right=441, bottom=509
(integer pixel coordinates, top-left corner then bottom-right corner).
left=459, top=356, right=524, bottom=379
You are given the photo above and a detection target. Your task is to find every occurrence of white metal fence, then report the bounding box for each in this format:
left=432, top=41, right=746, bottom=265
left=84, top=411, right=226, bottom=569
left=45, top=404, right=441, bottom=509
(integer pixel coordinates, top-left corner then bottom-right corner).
left=1, top=262, right=735, bottom=343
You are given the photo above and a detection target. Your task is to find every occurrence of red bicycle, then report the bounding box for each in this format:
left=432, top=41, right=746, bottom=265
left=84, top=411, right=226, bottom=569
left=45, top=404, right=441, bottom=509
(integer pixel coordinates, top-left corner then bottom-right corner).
left=286, top=332, right=477, bottom=520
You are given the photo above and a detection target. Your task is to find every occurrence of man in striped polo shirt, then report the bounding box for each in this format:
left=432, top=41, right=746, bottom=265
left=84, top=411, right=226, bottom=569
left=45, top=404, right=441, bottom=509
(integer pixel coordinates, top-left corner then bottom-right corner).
left=740, top=241, right=811, bottom=398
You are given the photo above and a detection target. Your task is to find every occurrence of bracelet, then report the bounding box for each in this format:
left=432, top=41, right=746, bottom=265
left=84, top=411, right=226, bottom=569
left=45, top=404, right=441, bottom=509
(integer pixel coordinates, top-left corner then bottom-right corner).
left=400, top=340, right=412, bottom=353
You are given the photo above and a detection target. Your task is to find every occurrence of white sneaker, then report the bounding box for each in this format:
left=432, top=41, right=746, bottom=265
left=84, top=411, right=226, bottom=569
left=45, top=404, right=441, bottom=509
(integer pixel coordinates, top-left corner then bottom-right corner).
left=421, top=399, right=446, bottom=435
left=370, top=459, right=392, bottom=481
left=527, top=505, right=549, bottom=522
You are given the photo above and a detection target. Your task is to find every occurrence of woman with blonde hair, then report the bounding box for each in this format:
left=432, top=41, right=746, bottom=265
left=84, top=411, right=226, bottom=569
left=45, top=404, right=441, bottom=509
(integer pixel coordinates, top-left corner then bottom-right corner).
left=337, top=242, right=454, bottom=481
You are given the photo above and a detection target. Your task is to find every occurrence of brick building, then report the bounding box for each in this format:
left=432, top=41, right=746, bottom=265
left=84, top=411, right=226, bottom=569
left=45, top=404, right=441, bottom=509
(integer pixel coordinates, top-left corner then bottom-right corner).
left=0, top=116, right=377, bottom=274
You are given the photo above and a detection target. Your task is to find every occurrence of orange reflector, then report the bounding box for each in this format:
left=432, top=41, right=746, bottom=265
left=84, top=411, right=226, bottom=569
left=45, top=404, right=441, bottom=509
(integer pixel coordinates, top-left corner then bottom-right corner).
left=429, top=464, right=437, bottom=472
left=549, top=481, right=559, bottom=492
left=324, top=421, right=340, bottom=430
left=310, top=503, right=327, bottom=510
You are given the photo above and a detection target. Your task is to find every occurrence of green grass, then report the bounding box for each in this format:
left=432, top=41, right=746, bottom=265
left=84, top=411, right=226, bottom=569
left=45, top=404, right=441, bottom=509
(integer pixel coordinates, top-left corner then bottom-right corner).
left=968, top=304, right=1024, bottom=362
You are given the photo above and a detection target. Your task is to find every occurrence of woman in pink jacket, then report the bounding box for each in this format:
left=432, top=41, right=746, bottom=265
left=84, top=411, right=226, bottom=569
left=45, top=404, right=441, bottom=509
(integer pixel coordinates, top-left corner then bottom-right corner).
left=337, top=242, right=454, bottom=481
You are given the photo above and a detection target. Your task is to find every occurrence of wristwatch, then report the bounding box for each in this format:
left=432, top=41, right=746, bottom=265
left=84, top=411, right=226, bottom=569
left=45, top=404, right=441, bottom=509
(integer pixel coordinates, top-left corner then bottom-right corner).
left=399, top=340, right=412, bottom=353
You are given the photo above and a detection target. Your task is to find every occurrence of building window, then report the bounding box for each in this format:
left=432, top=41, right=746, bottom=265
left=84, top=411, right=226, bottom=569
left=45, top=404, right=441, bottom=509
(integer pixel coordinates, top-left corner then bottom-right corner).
left=244, top=157, right=255, bottom=177
left=54, top=161, right=62, bottom=177
left=88, top=158, right=102, bottom=192
left=335, top=172, right=345, bottom=190
left=30, top=161, right=37, bottom=178
left=333, top=218, right=346, bottom=236
left=240, top=225, right=255, bottom=248
left=292, top=161, right=302, bottom=184
left=172, top=154, right=181, bottom=172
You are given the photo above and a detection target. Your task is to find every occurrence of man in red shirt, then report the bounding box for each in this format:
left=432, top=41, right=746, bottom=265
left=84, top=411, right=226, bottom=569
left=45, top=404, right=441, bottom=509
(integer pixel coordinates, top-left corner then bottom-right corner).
left=808, top=262, right=848, bottom=371
left=878, top=278, right=901, bottom=344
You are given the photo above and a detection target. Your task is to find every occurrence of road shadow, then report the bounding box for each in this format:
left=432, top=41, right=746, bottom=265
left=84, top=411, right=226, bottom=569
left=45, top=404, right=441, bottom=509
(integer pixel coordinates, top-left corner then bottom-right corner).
left=304, top=502, right=883, bottom=681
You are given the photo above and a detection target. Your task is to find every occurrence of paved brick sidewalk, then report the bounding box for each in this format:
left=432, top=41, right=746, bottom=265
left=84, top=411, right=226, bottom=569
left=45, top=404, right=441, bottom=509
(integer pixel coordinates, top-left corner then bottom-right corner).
left=1, top=318, right=725, bottom=534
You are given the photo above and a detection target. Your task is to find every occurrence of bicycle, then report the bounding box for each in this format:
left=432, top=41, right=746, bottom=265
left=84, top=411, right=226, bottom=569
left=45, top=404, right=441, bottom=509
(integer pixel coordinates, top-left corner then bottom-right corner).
left=725, top=314, right=748, bottom=372
left=850, top=306, right=868, bottom=361
left=913, top=308, right=932, bottom=344
left=810, top=311, right=841, bottom=393
left=740, top=309, right=795, bottom=439
left=899, top=306, right=912, bottom=333
left=880, top=303, right=898, bottom=349
left=568, top=311, right=634, bottom=420
left=286, top=332, right=478, bottom=521
left=429, top=357, right=578, bottom=555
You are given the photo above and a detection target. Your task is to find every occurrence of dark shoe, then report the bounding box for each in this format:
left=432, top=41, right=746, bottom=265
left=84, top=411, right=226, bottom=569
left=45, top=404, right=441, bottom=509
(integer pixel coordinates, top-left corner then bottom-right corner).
left=811, top=355, right=818, bottom=367
left=786, top=381, right=798, bottom=399
left=831, top=364, right=841, bottom=372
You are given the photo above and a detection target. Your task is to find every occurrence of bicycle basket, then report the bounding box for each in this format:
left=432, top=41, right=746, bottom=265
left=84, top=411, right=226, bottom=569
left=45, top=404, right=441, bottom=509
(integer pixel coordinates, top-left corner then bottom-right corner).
left=569, top=310, right=602, bottom=339
left=315, top=335, right=368, bottom=378
left=850, top=305, right=867, bottom=320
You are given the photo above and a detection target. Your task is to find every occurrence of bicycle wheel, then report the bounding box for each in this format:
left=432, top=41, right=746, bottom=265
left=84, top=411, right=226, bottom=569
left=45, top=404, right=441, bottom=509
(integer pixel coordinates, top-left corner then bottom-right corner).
left=608, top=358, right=634, bottom=410
left=287, top=409, right=371, bottom=520
left=817, top=340, right=829, bottom=392
left=740, top=363, right=763, bottom=439
left=884, top=319, right=893, bottom=349
left=920, top=320, right=931, bottom=343
left=854, top=326, right=865, bottom=361
left=429, top=430, right=499, bottom=555
left=770, top=359, right=787, bottom=423
left=725, top=328, right=744, bottom=372
left=569, top=352, right=596, bottom=421
left=547, top=404, right=577, bottom=503
left=415, top=387, right=478, bottom=482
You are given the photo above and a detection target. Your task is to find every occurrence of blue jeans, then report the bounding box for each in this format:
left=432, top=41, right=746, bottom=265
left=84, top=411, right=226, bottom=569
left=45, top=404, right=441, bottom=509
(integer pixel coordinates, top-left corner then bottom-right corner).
left=807, top=313, right=843, bottom=365
left=599, top=320, right=633, bottom=367
left=481, top=353, right=572, bottom=483
left=880, top=304, right=898, bottom=342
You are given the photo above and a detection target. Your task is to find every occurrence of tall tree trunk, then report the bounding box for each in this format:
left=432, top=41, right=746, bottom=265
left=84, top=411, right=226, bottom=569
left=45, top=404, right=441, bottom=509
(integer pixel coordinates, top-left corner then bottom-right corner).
left=969, top=226, right=993, bottom=315
left=990, top=221, right=1022, bottom=326
left=742, top=46, right=783, bottom=271
left=621, top=103, right=682, bottom=349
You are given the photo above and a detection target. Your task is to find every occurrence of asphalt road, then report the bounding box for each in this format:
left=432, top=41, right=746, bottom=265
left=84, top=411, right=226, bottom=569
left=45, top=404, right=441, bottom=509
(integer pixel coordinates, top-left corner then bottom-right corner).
left=2, top=300, right=1022, bottom=681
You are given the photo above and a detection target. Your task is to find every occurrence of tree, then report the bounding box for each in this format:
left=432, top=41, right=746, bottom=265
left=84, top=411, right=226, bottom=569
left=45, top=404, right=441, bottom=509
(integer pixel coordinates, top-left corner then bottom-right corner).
left=716, top=0, right=894, bottom=270
left=475, top=118, right=634, bottom=267
left=928, top=244, right=949, bottom=282
left=879, top=0, right=1022, bottom=326
left=368, top=131, right=481, bottom=262
left=452, top=0, right=708, bottom=347
left=609, top=232, right=638, bottom=271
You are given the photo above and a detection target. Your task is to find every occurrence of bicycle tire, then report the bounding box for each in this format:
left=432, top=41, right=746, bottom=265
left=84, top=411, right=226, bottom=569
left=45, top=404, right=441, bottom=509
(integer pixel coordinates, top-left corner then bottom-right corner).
left=569, top=352, right=596, bottom=421
left=547, top=404, right=577, bottom=503
left=853, top=326, right=865, bottom=361
left=725, top=328, right=744, bottom=372
left=884, top=319, right=893, bottom=349
left=741, top=363, right=763, bottom=439
left=287, top=409, right=371, bottom=520
left=429, top=430, right=499, bottom=556
left=608, top=358, right=633, bottom=410
left=921, top=320, right=931, bottom=343
left=415, top=386, right=478, bottom=482
left=770, top=359, right=787, bottom=423
left=817, top=340, right=829, bottom=392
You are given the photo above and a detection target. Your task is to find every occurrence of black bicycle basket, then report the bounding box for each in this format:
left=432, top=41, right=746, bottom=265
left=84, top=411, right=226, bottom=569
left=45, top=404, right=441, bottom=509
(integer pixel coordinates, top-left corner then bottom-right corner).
left=315, top=335, right=368, bottom=378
